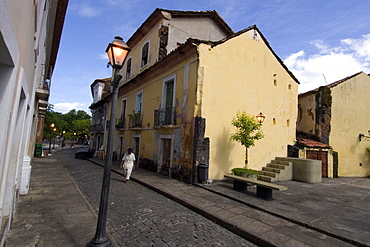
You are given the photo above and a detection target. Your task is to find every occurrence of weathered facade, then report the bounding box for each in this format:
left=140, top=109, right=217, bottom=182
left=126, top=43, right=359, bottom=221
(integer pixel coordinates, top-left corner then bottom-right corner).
left=297, top=72, right=370, bottom=177
left=0, top=0, right=68, bottom=244
left=90, top=9, right=299, bottom=182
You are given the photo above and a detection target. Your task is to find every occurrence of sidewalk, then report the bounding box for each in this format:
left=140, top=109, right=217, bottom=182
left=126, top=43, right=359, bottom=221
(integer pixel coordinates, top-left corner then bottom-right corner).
left=5, top=156, right=99, bottom=246
left=90, top=157, right=370, bottom=247
left=6, top=151, right=370, bottom=246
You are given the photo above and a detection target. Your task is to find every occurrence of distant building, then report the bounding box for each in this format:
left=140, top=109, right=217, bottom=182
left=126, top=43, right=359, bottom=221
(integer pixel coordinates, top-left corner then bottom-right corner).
left=297, top=72, right=370, bottom=177
left=90, top=9, right=299, bottom=182
left=0, top=0, right=68, bottom=243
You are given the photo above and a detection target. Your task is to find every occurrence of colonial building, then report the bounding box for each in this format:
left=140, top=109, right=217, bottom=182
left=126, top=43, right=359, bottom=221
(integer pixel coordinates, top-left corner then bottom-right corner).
left=0, top=0, right=68, bottom=244
left=297, top=72, right=370, bottom=178
left=90, top=9, right=299, bottom=182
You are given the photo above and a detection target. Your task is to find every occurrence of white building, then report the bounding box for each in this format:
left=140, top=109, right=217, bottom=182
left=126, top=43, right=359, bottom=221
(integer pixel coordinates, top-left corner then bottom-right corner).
left=0, top=0, right=68, bottom=244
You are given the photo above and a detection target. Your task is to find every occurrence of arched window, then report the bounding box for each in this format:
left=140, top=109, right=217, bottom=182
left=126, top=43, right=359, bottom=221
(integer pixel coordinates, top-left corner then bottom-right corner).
left=141, top=42, right=149, bottom=67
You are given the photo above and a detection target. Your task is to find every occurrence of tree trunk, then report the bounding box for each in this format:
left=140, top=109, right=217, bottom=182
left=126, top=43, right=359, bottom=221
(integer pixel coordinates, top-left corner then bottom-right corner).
left=244, top=148, right=248, bottom=168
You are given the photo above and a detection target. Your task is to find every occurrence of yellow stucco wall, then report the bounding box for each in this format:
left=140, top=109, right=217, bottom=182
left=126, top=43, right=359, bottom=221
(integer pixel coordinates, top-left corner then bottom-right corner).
left=330, top=72, right=370, bottom=177
left=197, top=29, right=298, bottom=180
left=113, top=55, right=199, bottom=169
left=120, top=22, right=162, bottom=83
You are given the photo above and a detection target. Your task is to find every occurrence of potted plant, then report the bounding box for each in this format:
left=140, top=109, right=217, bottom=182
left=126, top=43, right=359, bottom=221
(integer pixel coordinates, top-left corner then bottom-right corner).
left=231, top=167, right=259, bottom=179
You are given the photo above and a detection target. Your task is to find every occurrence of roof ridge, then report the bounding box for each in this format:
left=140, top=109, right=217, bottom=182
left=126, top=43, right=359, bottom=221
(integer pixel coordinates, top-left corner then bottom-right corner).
left=299, top=71, right=364, bottom=96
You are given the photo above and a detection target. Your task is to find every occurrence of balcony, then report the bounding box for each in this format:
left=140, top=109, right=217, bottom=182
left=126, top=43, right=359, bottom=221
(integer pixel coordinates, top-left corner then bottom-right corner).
left=154, top=107, right=176, bottom=127
left=89, top=123, right=104, bottom=133
left=36, top=80, right=50, bottom=100
left=116, top=117, right=125, bottom=129
left=128, top=112, right=142, bottom=128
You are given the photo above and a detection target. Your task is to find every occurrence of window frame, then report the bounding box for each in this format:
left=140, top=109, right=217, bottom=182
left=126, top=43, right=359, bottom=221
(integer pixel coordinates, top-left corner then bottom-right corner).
left=125, top=57, right=132, bottom=79
left=161, top=74, right=176, bottom=109
left=141, top=41, right=150, bottom=68
left=135, top=90, right=143, bottom=113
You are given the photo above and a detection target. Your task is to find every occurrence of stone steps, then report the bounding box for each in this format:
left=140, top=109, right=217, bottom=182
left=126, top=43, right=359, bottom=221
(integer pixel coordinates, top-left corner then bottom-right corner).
left=257, top=158, right=293, bottom=182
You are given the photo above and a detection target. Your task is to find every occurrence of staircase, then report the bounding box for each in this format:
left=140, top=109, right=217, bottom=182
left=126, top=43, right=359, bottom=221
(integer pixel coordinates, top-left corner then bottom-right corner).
left=258, top=157, right=293, bottom=182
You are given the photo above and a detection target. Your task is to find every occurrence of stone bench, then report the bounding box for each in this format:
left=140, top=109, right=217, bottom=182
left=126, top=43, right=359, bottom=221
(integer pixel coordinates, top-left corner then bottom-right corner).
left=224, top=174, right=287, bottom=200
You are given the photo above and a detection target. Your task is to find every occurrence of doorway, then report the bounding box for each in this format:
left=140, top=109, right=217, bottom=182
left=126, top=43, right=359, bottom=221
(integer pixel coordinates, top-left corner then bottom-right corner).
left=133, top=136, right=140, bottom=166
left=159, top=138, right=172, bottom=176
left=306, top=150, right=328, bottom=177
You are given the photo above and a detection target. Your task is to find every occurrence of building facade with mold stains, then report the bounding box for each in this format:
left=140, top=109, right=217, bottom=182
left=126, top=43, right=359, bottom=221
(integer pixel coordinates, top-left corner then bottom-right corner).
left=297, top=72, right=370, bottom=177
left=90, top=8, right=299, bottom=182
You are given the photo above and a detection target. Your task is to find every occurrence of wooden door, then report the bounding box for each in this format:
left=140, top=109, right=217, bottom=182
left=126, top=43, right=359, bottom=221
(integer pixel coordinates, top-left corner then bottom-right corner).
left=306, top=150, right=328, bottom=177
left=159, top=139, right=171, bottom=176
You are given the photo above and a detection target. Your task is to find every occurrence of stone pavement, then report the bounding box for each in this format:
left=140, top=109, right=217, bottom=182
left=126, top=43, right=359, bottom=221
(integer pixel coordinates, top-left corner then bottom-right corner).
left=5, top=155, right=105, bottom=246
left=6, top=148, right=256, bottom=247
left=6, top=146, right=370, bottom=247
left=92, top=157, right=370, bottom=247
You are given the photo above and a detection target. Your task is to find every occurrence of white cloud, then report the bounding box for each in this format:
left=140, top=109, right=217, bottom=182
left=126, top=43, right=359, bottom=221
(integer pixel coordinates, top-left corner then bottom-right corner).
left=98, top=53, right=108, bottom=60
left=53, top=102, right=87, bottom=114
left=284, top=34, right=370, bottom=93
left=341, top=34, right=370, bottom=61
left=78, top=4, right=100, bottom=17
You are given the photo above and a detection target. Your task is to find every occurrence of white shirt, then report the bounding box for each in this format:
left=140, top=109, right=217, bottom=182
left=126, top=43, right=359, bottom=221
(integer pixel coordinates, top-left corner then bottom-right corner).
left=122, top=153, right=135, bottom=166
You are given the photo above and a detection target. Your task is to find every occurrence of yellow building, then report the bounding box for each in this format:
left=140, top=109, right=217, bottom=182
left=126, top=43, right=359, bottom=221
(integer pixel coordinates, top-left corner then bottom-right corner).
left=90, top=9, right=299, bottom=182
left=297, top=72, right=370, bottom=177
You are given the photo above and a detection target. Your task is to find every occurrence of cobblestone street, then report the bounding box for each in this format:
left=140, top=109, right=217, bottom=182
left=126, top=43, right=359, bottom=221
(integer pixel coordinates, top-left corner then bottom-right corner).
left=57, top=149, right=256, bottom=246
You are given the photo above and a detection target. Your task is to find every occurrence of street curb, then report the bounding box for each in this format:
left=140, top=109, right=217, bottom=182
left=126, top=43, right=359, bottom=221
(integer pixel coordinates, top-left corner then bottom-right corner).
left=87, top=158, right=280, bottom=246
left=194, top=183, right=367, bottom=247
left=87, top=158, right=368, bottom=247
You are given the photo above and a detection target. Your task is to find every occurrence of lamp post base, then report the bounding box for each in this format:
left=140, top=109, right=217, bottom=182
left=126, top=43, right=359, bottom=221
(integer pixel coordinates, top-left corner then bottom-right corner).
left=86, top=238, right=112, bottom=247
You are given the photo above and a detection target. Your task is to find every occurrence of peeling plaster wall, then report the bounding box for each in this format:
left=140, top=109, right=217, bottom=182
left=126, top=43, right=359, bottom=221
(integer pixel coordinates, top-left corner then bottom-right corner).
left=315, top=87, right=332, bottom=144
left=168, top=17, right=227, bottom=53
left=297, top=93, right=316, bottom=134
left=197, top=29, right=298, bottom=180
left=120, top=21, right=161, bottom=83
left=114, top=55, right=199, bottom=182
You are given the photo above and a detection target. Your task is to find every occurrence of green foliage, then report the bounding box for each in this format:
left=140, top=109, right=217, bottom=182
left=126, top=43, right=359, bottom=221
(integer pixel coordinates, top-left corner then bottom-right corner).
left=43, top=104, right=91, bottom=140
left=231, top=168, right=259, bottom=176
left=367, top=147, right=370, bottom=154
left=319, top=86, right=332, bottom=106
left=230, top=111, right=264, bottom=149
left=128, top=111, right=142, bottom=128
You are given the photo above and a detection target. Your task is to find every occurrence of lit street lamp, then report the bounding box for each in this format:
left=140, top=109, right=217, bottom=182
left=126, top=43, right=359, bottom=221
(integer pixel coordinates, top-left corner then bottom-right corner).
left=52, top=126, right=57, bottom=150
left=48, top=123, right=55, bottom=154
left=87, top=36, right=130, bottom=247
left=256, top=112, right=265, bottom=124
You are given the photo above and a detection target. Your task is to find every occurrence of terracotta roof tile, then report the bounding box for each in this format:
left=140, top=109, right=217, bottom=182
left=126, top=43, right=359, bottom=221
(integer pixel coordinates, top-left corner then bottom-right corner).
left=296, top=138, right=330, bottom=148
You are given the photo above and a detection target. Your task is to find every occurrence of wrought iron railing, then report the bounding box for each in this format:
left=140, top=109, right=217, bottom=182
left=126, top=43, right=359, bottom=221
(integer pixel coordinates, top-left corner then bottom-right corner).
left=89, top=123, right=104, bottom=132
left=128, top=112, right=142, bottom=128
left=116, top=117, right=125, bottom=129
left=154, top=107, right=176, bottom=127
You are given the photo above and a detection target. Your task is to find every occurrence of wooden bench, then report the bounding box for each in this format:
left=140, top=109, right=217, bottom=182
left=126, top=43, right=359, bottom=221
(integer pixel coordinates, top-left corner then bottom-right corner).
left=224, top=174, right=287, bottom=200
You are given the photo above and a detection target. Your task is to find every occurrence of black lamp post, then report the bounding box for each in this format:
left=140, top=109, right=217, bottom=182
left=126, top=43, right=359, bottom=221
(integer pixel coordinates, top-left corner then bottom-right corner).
left=48, top=123, right=55, bottom=154
left=87, top=36, right=130, bottom=247
left=52, top=125, right=56, bottom=150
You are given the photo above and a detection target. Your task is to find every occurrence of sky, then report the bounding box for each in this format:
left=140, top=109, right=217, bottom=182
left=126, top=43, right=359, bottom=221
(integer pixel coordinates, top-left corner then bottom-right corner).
left=50, top=0, right=370, bottom=114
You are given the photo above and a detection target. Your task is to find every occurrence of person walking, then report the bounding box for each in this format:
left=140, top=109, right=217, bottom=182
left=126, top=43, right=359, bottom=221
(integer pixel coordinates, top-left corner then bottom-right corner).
left=120, top=148, right=136, bottom=184
left=61, top=140, right=66, bottom=150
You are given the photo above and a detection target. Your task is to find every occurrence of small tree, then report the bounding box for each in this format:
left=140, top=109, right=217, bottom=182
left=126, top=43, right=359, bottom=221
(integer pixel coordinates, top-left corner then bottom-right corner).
left=230, top=111, right=264, bottom=167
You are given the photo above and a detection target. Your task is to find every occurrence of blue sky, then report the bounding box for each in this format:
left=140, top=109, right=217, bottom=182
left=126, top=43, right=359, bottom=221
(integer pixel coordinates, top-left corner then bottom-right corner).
left=50, top=0, right=370, bottom=114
